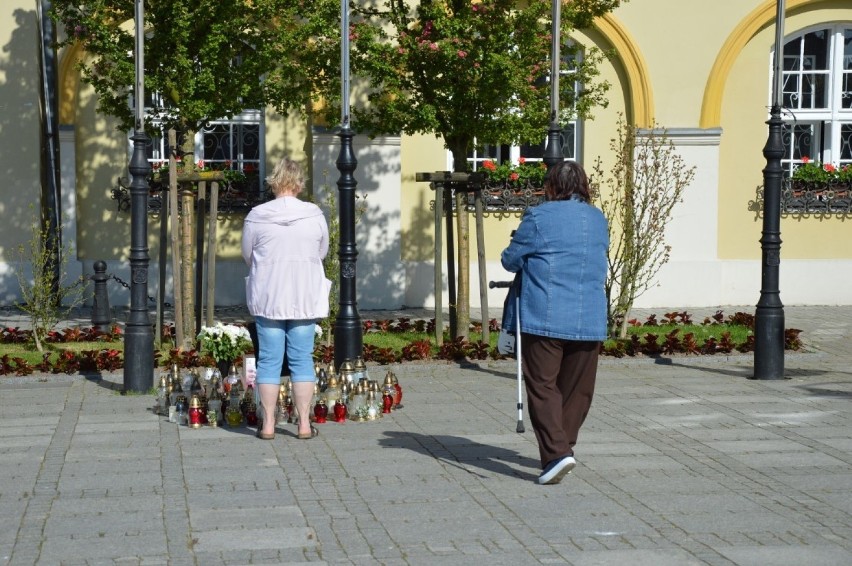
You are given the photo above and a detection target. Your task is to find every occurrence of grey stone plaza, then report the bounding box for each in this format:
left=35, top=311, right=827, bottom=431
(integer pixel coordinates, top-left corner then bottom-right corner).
left=1, top=305, right=851, bottom=565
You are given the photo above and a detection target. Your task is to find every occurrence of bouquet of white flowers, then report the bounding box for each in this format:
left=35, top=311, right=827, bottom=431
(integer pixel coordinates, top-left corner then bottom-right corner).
left=197, top=322, right=253, bottom=363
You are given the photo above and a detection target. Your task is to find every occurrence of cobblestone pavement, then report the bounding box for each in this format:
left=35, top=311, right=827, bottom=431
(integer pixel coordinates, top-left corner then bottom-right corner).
left=1, top=305, right=851, bottom=565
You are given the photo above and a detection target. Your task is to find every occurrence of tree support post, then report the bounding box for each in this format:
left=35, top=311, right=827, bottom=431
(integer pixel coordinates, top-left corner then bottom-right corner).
left=415, top=172, right=488, bottom=347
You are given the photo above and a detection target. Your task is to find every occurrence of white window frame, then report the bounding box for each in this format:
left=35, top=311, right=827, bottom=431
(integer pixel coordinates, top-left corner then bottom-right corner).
left=132, top=92, right=266, bottom=192
left=776, top=25, right=852, bottom=173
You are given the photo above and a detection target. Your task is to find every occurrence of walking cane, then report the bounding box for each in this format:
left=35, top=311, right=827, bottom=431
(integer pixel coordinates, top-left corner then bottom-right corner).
left=489, top=279, right=524, bottom=433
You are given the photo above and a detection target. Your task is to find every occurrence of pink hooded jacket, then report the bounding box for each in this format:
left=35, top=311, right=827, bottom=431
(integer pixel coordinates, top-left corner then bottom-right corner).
left=241, top=196, right=331, bottom=320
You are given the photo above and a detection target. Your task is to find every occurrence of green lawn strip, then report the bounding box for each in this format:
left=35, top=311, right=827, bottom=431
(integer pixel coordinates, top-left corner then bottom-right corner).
left=3, top=323, right=755, bottom=368
left=623, top=323, right=752, bottom=344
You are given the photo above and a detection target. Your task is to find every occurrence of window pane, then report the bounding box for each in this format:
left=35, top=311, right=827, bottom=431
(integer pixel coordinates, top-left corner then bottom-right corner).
left=518, top=124, right=577, bottom=161
left=561, top=123, right=576, bottom=160
left=782, top=29, right=830, bottom=109
left=202, top=124, right=232, bottom=163
left=201, top=123, right=261, bottom=171
left=468, top=143, right=511, bottom=171
left=802, top=30, right=830, bottom=71
left=472, top=144, right=500, bottom=160
left=800, top=73, right=828, bottom=108
left=145, top=129, right=167, bottom=163
left=783, top=38, right=801, bottom=71
left=839, top=124, right=852, bottom=163
left=782, top=122, right=817, bottom=163
left=520, top=140, right=545, bottom=160
left=781, top=73, right=800, bottom=108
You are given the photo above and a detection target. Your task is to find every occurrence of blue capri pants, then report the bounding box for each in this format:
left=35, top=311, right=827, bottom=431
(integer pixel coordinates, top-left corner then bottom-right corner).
left=254, top=316, right=317, bottom=384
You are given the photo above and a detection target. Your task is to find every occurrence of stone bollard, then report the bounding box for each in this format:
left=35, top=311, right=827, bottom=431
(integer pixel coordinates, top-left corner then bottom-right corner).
left=91, top=260, right=111, bottom=331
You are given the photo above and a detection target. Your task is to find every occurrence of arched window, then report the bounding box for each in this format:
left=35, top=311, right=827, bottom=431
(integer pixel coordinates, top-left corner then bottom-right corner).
left=779, top=25, right=852, bottom=173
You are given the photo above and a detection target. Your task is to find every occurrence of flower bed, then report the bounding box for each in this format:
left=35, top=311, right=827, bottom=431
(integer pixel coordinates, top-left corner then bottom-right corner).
left=0, top=311, right=804, bottom=376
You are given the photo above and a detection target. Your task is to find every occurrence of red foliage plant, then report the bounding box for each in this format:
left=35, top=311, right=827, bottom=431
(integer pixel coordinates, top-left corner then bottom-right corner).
left=400, top=339, right=432, bottom=361
left=466, top=340, right=491, bottom=360
left=1, top=327, right=31, bottom=343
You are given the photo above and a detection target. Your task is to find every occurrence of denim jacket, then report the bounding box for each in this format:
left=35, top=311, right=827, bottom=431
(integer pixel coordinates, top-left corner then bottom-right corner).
left=500, top=197, right=609, bottom=341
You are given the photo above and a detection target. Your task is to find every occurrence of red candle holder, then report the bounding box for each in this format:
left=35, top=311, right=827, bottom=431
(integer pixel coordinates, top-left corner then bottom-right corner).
left=382, top=394, right=393, bottom=414
left=314, top=399, right=328, bottom=423
left=188, top=395, right=204, bottom=428
left=333, top=400, right=347, bottom=422
left=393, top=382, right=403, bottom=408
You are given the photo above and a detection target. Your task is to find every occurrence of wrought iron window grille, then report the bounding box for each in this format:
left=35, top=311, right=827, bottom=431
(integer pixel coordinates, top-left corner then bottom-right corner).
left=749, top=178, right=852, bottom=218
left=111, top=176, right=272, bottom=215
left=423, top=176, right=545, bottom=217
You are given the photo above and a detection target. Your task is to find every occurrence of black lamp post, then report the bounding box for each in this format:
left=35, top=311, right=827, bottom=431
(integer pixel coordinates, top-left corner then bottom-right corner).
left=333, top=0, right=363, bottom=369
left=124, top=0, right=154, bottom=392
left=754, top=0, right=786, bottom=380
left=542, top=0, right=563, bottom=172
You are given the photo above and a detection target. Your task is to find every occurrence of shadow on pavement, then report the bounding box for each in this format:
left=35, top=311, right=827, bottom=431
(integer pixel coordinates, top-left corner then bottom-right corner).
left=378, top=430, right=540, bottom=481
left=448, top=361, right=517, bottom=381
left=794, top=381, right=852, bottom=399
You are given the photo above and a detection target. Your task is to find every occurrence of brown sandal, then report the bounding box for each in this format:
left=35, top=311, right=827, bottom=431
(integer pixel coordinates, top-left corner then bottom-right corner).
left=297, top=426, right=319, bottom=440
left=256, top=429, right=275, bottom=440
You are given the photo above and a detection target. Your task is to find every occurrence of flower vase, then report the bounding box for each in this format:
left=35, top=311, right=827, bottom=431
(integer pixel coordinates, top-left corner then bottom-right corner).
left=217, top=359, right=232, bottom=380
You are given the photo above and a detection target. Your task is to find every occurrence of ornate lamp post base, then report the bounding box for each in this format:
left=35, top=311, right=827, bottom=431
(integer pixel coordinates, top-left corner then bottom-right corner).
left=753, top=104, right=785, bottom=380
left=333, top=127, right=363, bottom=369
left=124, top=129, right=154, bottom=392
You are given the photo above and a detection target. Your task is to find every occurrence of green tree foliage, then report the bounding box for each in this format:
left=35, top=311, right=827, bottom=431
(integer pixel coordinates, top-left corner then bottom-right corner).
left=347, top=0, right=620, bottom=161
left=51, top=0, right=337, bottom=133
left=592, top=116, right=695, bottom=339
left=346, top=0, right=622, bottom=337
left=50, top=0, right=338, bottom=348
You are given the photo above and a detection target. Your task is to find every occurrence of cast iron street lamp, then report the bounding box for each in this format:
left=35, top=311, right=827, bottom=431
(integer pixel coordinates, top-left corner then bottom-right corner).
left=333, top=0, right=363, bottom=369
left=754, top=0, right=786, bottom=380
left=542, top=0, right=563, bottom=171
left=124, top=0, right=154, bottom=392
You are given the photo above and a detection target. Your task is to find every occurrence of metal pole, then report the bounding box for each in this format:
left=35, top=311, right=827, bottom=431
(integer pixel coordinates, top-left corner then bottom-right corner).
left=37, top=0, right=62, bottom=291
left=124, top=0, right=154, bottom=392
left=753, top=0, right=785, bottom=380
left=433, top=182, right=443, bottom=348
left=333, top=0, right=363, bottom=369
left=542, top=0, right=563, bottom=171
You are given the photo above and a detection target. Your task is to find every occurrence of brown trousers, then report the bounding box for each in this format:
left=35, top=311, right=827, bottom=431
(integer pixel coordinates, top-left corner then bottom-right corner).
left=521, top=334, right=600, bottom=468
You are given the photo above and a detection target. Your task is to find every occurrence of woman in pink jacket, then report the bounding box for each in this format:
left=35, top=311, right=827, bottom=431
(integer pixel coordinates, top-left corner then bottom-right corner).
left=242, top=158, right=331, bottom=440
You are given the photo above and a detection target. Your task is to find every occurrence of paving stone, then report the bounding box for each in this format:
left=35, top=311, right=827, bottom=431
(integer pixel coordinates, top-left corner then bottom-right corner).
left=3, top=305, right=852, bottom=564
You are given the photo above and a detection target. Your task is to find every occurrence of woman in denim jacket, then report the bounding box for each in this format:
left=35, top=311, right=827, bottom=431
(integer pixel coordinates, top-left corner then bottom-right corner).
left=501, top=160, right=608, bottom=485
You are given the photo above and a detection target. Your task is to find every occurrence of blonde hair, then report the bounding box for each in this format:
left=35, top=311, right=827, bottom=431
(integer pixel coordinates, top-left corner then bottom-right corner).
left=266, top=158, right=306, bottom=196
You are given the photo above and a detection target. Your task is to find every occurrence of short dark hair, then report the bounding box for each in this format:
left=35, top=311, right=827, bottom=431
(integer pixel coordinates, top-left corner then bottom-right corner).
left=544, top=161, right=591, bottom=203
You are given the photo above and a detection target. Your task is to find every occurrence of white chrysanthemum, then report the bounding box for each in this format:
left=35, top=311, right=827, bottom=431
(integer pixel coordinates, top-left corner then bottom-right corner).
left=198, top=322, right=253, bottom=363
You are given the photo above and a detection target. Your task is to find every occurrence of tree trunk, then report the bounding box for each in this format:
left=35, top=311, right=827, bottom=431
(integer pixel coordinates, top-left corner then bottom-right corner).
left=179, top=186, right=195, bottom=350
left=179, top=132, right=196, bottom=350
left=449, top=144, right=471, bottom=340
left=168, top=130, right=184, bottom=349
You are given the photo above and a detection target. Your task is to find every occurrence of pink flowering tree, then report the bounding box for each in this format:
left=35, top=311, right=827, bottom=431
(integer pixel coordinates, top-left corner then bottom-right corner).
left=346, top=0, right=622, bottom=338
left=349, top=0, right=619, bottom=168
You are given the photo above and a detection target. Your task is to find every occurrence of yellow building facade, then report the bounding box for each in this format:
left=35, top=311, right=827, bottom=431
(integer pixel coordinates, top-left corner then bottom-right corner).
left=2, top=0, right=851, bottom=311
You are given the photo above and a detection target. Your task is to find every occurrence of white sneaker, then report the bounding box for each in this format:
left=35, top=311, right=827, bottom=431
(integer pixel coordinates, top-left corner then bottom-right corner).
left=537, top=455, right=576, bottom=485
